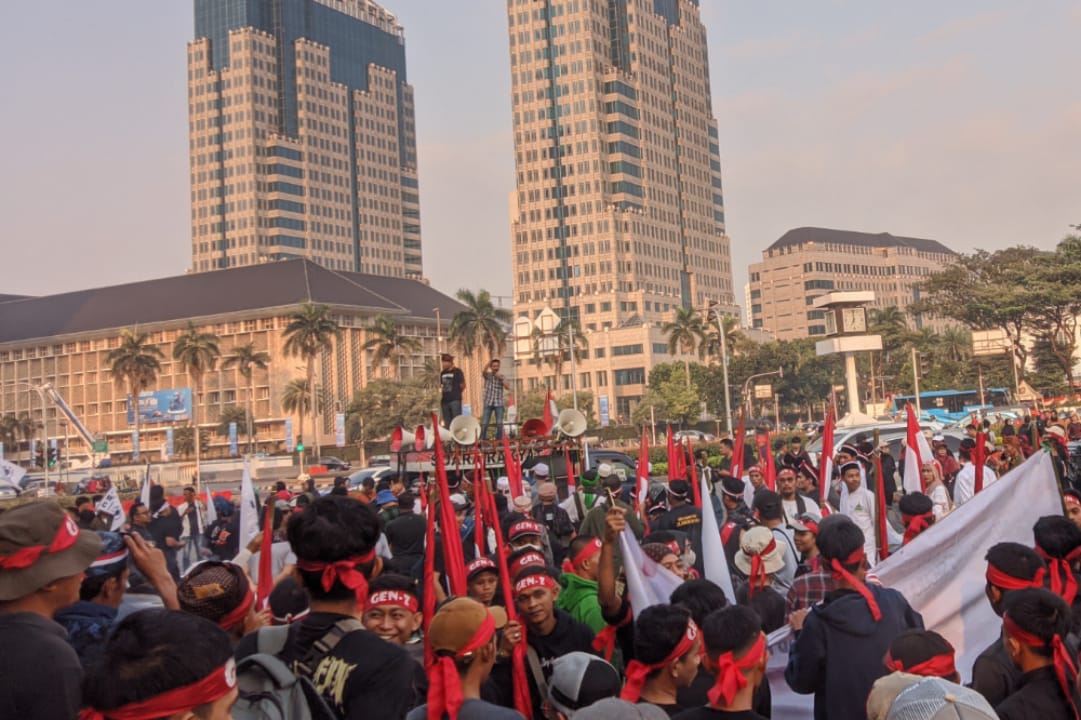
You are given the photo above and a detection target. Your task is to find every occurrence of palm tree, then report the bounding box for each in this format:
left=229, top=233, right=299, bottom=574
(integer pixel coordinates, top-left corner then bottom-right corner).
left=0, top=414, right=17, bottom=456
left=217, top=405, right=250, bottom=450
left=449, top=289, right=511, bottom=409
left=173, top=322, right=221, bottom=487
left=282, top=303, right=341, bottom=462
left=363, top=315, right=422, bottom=378
left=699, top=315, right=744, bottom=363
left=106, top=329, right=164, bottom=456
left=417, top=357, right=443, bottom=392
left=281, top=378, right=313, bottom=453
left=939, top=326, right=972, bottom=363
left=663, top=307, right=706, bottom=387
left=222, top=342, right=270, bottom=453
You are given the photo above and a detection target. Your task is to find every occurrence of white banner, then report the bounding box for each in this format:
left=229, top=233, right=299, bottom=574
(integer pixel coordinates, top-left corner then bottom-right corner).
left=0, top=459, right=26, bottom=490
left=765, top=451, right=1061, bottom=718
left=620, top=527, right=684, bottom=618
left=97, top=485, right=126, bottom=531
left=238, top=457, right=259, bottom=548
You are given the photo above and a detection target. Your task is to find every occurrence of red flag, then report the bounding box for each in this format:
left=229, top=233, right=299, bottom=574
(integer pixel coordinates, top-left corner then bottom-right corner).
left=636, top=427, right=651, bottom=525
left=731, top=407, right=747, bottom=478
left=256, top=497, right=274, bottom=609
left=819, top=399, right=836, bottom=495
left=422, top=476, right=436, bottom=670
left=473, top=450, right=487, bottom=558
left=905, top=403, right=927, bottom=493
left=688, top=448, right=702, bottom=508
left=502, top=435, right=524, bottom=499
left=431, top=412, right=467, bottom=597
left=666, top=426, right=678, bottom=481
left=543, top=389, right=555, bottom=432
left=564, top=446, right=577, bottom=494
left=874, top=452, right=890, bottom=563
left=974, top=432, right=987, bottom=494
left=759, top=430, right=777, bottom=491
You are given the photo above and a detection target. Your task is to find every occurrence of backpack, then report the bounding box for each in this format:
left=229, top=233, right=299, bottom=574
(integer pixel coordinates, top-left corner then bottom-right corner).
left=233, top=618, right=363, bottom=720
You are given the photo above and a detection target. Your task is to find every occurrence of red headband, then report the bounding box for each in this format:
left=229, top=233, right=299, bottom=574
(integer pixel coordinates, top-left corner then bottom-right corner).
left=746, top=539, right=778, bottom=599
left=218, top=588, right=254, bottom=631
left=884, top=650, right=956, bottom=679
left=708, top=633, right=767, bottom=708
left=1066, top=495, right=1081, bottom=509
left=514, top=573, right=559, bottom=597
left=621, top=620, right=700, bottom=702
left=901, top=512, right=934, bottom=545
left=467, top=557, right=498, bottom=578
left=562, top=538, right=602, bottom=574
left=796, top=518, right=819, bottom=536
left=428, top=612, right=497, bottom=720
left=829, top=548, right=881, bottom=621
left=1004, top=613, right=1081, bottom=720
left=1035, top=545, right=1081, bottom=606
left=592, top=605, right=633, bottom=662
left=986, top=564, right=1046, bottom=592
left=296, top=549, right=376, bottom=605
left=79, top=658, right=237, bottom=720
left=366, top=589, right=420, bottom=613
left=0, top=515, right=80, bottom=570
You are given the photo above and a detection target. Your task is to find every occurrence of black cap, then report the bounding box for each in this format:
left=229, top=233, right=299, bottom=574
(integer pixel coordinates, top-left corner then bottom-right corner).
left=898, top=492, right=933, bottom=517
left=752, top=489, right=782, bottom=515
left=720, top=474, right=745, bottom=498
left=668, top=480, right=690, bottom=499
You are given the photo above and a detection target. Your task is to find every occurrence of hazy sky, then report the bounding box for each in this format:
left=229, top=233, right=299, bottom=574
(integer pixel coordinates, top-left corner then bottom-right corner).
left=2, top=2, right=1078, bottom=308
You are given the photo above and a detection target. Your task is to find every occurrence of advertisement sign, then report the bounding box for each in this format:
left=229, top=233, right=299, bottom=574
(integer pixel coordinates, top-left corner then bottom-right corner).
left=334, top=413, right=346, bottom=448
left=165, top=428, right=174, bottom=460
left=132, top=430, right=140, bottom=461
left=228, top=422, right=238, bottom=456
left=127, top=388, right=193, bottom=426
left=599, top=395, right=610, bottom=427
left=284, top=418, right=294, bottom=453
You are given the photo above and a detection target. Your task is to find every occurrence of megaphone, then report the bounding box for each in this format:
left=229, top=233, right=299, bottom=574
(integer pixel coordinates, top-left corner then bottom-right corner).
left=521, top=418, right=550, bottom=439
left=391, top=426, right=416, bottom=452
left=449, top=415, right=481, bottom=445
left=552, top=408, right=587, bottom=438
left=421, top=423, right=453, bottom=449
left=413, top=425, right=426, bottom=452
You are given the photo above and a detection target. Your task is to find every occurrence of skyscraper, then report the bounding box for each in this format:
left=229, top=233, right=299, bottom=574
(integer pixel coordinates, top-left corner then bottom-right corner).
left=506, top=0, right=735, bottom=422
left=188, top=0, right=422, bottom=277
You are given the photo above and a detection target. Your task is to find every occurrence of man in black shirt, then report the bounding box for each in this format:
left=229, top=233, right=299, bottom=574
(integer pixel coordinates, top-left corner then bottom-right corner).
left=236, top=495, right=424, bottom=720
left=440, top=353, right=466, bottom=427
left=148, top=488, right=183, bottom=580
left=385, top=490, right=425, bottom=574
left=652, top=480, right=703, bottom=575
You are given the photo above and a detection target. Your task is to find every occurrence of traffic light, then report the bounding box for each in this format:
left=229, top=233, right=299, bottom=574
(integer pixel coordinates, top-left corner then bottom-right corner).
left=47, top=448, right=58, bottom=467
left=919, top=352, right=932, bottom=378
left=296, top=436, right=305, bottom=453
left=34, top=449, right=44, bottom=468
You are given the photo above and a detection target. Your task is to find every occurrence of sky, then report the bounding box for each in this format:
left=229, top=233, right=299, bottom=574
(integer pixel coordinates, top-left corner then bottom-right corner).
left=1, top=1, right=1078, bottom=309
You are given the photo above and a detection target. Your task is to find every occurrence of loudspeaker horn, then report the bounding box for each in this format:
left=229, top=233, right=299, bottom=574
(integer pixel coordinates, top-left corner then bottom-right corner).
left=552, top=408, right=587, bottom=438
left=449, top=415, right=481, bottom=445
left=390, top=426, right=416, bottom=452
left=421, top=423, right=453, bottom=449
left=413, top=425, right=427, bottom=452
left=521, top=418, right=550, bottom=439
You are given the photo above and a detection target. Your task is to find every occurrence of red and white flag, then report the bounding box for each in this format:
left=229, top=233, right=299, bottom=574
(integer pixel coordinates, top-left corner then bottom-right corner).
left=903, top=403, right=933, bottom=494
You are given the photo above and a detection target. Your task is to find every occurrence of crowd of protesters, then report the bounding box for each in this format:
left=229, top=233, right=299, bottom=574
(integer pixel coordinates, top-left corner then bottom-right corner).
left=0, top=407, right=1079, bottom=720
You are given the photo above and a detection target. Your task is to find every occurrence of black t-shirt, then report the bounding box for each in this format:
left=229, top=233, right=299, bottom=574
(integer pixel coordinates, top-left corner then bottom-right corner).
left=236, top=611, right=425, bottom=720
left=441, top=367, right=466, bottom=402
left=674, top=708, right=767, bottom=720
left=385, top=511, right=426, bottom=572
left=149, top=508, right=182, bottom=576
left=206, top=515, right=240, bottom=560
left=0, top=612, right=84, bottom=720
left=679, top=667, right=772, bottom=718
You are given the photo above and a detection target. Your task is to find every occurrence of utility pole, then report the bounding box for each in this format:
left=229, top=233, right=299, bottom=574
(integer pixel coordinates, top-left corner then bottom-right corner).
left=567, top=323, right=579, bottom=411
left=707, top=301, right=733, bottom=434
left=911, top=346, right=922, bottom=418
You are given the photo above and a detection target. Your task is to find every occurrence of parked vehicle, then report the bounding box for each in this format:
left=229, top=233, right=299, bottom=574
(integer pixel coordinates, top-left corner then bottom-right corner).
left=316, top=456, right=351, bottom=472
left=346, top=466, right=397, bottom=490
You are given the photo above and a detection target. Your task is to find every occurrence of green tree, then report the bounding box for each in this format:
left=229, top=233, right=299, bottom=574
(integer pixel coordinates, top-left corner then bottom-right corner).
left=417, top=357, right=443, bottom=392
left=173, top=322, right=221, bottom=484
left=0, top=414, right=16, bottom=451
left=449, top=290, right=512, bottom=360
left=217, top=405, right=249, bottom=436
left=699, top=314, right=745, bottom=363
left=363, top=315, right=422, bottom=378
left=172, top=425, right=195, bottom=458
left=344, top=378, right=439, bottom=451
left=281, top=378, right=314, bottom=451
left=662, top=307, right=706, bottom=387
left=1025, top=236, right=1081, bottom=390
left=222, top=342, right=270, bottom=454
left=106, top=329, right=165, bottom=451
left=283, top=303, right=341, bottom=461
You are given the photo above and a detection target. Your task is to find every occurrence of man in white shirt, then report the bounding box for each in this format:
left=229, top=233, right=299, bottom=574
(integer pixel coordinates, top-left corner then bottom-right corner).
left=952, top=438, right=998, bottom=506
left=839, top=461, right=876, bottom=562
left=777, top=467, right=821, bottom=526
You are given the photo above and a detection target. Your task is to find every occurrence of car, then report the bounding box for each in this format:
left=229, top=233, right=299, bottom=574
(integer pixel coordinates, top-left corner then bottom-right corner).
left=346, top=466, right=398, bottom=490
left=673, top=430, right=713, bottom=442
left=0, top=481, right=17, bottom=500
left=529, top=449, right=646, bottom=487
left=805, top=422, right=957, bottom=465
left=316, top=456, right=351, bottom=472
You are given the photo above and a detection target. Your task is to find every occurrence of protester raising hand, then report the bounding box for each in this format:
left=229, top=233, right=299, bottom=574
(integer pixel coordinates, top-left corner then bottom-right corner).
left=603, top=503, right=627, bottom=545
left=123, top=531, right=179, bottom=610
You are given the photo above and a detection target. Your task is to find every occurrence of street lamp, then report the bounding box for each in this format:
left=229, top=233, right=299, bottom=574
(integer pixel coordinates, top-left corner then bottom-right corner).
left=741, top=367, right=784, bottom=425
left=10, top=381, right=50, bottom=491
left=706, top=301, right=733, bottom=434
left=433, top=307, right=443, bottom=354
left=515, top=307, right=579, bottom=411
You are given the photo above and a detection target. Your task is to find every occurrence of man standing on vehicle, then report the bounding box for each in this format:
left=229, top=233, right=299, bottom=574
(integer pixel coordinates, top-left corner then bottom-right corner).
left=439, top=353, right=466, bottom=427
left=480, top=359, right=510, bottom=441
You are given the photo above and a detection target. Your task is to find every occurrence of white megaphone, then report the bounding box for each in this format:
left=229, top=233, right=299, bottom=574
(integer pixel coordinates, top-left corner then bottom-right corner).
left=449, top=415, right=481, bottom=445
left=552, top=408, right=587, bottom=438
left=412, top=425, right=427, bottom=452
left=421, top=423, right=453, bottom=449
left=391, top=426, right=416, bottom=452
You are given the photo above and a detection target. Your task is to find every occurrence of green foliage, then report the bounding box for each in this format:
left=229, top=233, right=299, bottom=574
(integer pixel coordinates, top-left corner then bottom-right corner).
left=632, top=366, right=700, bottom=426
left=449, top=289, right=511, bottom=360
left=216, top=405, right=249, bottom=437
left=363, top=315, right=423, bottom=376
left=344, top=378, right=439, bottom=448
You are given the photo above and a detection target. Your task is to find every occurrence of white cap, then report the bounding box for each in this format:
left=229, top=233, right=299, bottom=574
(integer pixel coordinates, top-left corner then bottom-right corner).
left=496, top=476, right=510, bottom=489
left=533, top=462, right=550, bottom=477
left=597, top=463, right=613, bottom=478
left=449, top=493, right=468, bottom=510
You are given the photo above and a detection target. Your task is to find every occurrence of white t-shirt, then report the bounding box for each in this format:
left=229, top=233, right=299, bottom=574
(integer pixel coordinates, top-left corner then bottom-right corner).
left=782, top=495, right=822, bottom=524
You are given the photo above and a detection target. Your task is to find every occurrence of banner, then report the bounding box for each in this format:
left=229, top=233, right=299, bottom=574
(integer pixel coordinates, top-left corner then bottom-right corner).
left=127, top=388, right=193, bottom=426
left=599, top=395, right=610, bottom=427
left=238, top=458, right=259, bottom=546
left=0, top=442, right=4, bottom=462
left=165, top=427, right=174, bottom=460
left=97, top=485, right=126, bottom=531
left=132, top=430, right=140, bottom=461
left=620, top=526, right=683, bottom=618
left=0, top=459, right=26, bottom=490
left=334, top=412, right=346, bottom=448
left=228, top=422, right=238, bottom=456
left=284, top=418, right=294, bottom=453
left=763, top=451, right=1061, bottom=719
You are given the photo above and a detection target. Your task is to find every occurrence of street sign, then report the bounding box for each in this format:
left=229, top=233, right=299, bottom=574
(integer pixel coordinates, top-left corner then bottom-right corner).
left=754, top=384, right=773, bottom=399
left=92, top=440, right=108, bottom=453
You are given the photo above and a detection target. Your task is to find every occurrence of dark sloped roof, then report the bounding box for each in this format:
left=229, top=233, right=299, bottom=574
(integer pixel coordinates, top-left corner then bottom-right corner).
left=0, top=260, right=465, bottom=345
left=0, top=294, right=31, bottom=303
left=766, top=227, right=956, bottom=256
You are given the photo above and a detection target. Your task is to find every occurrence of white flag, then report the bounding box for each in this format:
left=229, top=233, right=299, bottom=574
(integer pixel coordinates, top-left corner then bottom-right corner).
left=238, top=457, right=259, bottom=547
left=203, top=486, right=217, bottom=525
left=620, top=526, right=684, bottom=618
left=700, top=471, right=736, bottom=604
left=97, top=485, right=126, bottom=531
left=0, top=459, right=26, bottom=490
left=139, top=465, right=151, bottom=507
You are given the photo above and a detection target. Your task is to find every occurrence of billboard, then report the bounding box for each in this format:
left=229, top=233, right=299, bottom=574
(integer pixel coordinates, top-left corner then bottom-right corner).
left=127, top=388, right=193, bottom=426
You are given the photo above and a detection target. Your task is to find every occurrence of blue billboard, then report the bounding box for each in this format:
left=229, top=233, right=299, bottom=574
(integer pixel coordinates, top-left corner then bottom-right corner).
left=127, top=388, right=193, bottom=426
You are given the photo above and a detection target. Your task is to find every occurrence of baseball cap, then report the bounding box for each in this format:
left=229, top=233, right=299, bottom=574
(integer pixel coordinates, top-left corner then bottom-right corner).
left=573, top=698, right=669, bottom=720
left=885, top=677, right=997, bottom=720
left=508, top=519, right=544, bottom=543
left=790, top=513, right=821, bottom=535
left=428, top=597, right=507, bottom=654
left=548, top=652, right=622, bottom=717
left=533, top=462, right=550, bottom=478
left=466, top=556, right=498, bottom=581
left=508, top=549, right=547, bottom=579
left=0, top=501, right=103, bottom=602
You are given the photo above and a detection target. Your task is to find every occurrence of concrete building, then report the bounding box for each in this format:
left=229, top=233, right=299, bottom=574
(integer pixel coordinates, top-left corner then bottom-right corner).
left=0, top=260, right=458, bottom=464
left=748, top=227, right=958, bottom=341
left=188, top=0, right=422, bottom=277
left=505, top=0, right=736, bottom=423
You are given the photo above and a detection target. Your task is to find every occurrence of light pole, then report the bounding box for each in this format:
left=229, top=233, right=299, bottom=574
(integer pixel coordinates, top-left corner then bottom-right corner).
left=11, top=381, right=49, bottom=491
left=741, top=368, right=784, bottom=425
left=433, top=307, right=443, bottom=354
left=520, top=307, right=579, bottom=412
left=707, top=302, right=733, bottom=434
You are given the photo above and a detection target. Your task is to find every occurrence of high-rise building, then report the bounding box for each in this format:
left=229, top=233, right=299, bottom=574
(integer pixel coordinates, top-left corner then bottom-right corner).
left=506, top=0, right=735, bottom=423
left=748, top=227, right=957, bottom=341
left=188, top=0, right=422, bottom=277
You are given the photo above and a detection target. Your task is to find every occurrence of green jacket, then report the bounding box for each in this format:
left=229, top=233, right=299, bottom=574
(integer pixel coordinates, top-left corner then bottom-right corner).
left=556, top=572, right=606, bottom=634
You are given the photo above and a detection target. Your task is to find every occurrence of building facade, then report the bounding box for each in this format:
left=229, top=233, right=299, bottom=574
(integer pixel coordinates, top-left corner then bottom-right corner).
left=0, top=260, right=458, bottom=465
left=505, top=0, right=736, bottom=422
left=748, top=227, right=958, bottom=341
left=188, top=0, right=422, bottom=277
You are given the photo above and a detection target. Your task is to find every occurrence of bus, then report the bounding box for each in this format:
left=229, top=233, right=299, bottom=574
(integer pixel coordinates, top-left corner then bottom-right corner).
left=891, top=388, right=1010, bottom=422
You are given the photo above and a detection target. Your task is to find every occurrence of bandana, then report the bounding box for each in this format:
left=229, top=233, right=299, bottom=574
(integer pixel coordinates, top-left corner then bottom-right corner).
left=592, top=605, right=632, bottom=662
left=79, top=658, right=237, bottom=720
left=514, top=573, right=559, bottom=597
left=901, top=512, right=934, bottom=545
left=0, top=515, right=80, bottom=570
left=428, top=612, right=497, bottom=720
left=884, top=649, right=956, bottom=679
left=296, top=549, right=376, bottom=605
left=1004, top=613, right=1081, bottom=720
left=986, top=563, right=1046, bottom=592
left=1066, top=495, right=1081, bottom=509
left=1036, top=545, right=1081, bottom=605
left=561, top=538, right=602, bottom=574
left=746, top=538, right=777, bottom=599
left=621, top=620, right=699, bottom=702
left=218, top=588, right=254, bottom=631
left=271, top=608, right=310, bottom=625
left=366, top=589, right=419, bottom=613
left=707, top=632, right=767, bottom=707
left=829, top=548, right=880, bottom=621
